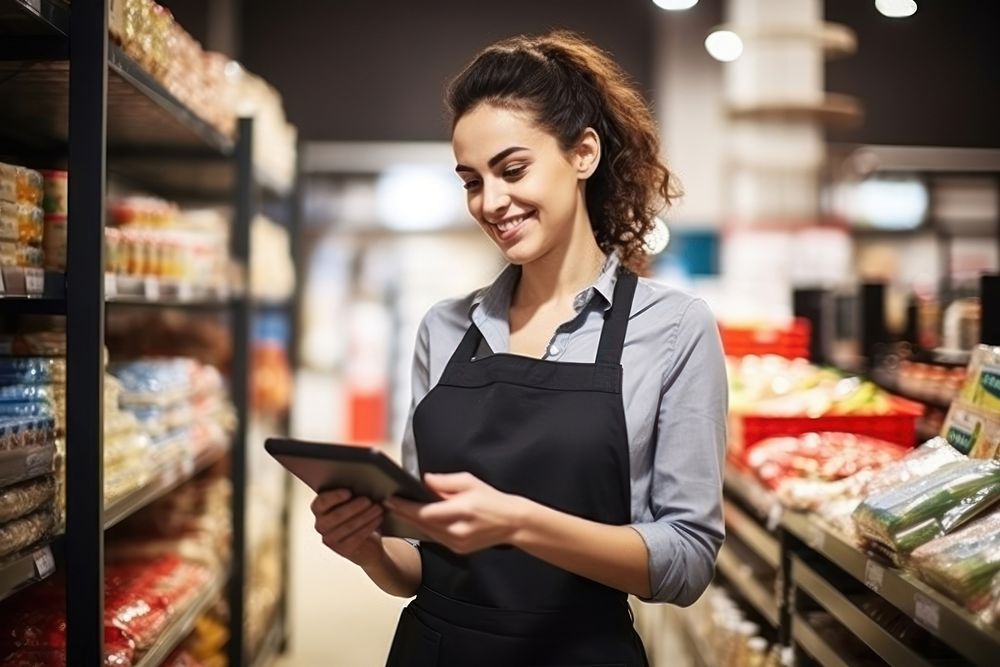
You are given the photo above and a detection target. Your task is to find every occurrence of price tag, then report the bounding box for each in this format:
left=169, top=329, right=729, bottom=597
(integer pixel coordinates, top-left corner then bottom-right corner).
left=177, top=281, right=193, bottom=302
left=26, top=0, right=42, bottom=14
left=143, top=277, right=160, bottom=301
left=104, top=273, right=117, bottom=298
left=32, top=547, right=55, bottom=579
left=864, top=559, right=885, bottom=593
left=24, top=269, right=43, bottom=295
left=914, top=593, right=941, bottom=633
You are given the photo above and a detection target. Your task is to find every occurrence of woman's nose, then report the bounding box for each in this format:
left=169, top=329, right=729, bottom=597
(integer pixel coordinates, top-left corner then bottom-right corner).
left=481, top=181, right=510, bottom=222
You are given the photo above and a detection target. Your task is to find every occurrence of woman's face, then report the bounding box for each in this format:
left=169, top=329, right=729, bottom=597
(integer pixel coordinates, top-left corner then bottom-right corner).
left=452, top=104, right=594, bottom=266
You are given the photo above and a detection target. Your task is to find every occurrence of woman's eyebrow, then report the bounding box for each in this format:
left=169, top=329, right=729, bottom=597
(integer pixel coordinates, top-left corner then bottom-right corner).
left=455, top=146, right=529, bottom=173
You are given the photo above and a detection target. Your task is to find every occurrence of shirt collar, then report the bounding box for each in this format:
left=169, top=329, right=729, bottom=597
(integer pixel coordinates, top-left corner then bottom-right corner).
left=470, top=251, right=621, bottom=318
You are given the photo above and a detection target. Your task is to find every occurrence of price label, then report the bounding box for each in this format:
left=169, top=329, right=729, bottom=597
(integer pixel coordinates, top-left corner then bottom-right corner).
left=143, top=277, right=160, bottom=301
left=864, top=559, right=885, bottom=593
left=177, top=282, right=193, bottom=302
left=104, top=273, right=117, bottom=298
left=32, top=547, right=55, bottom=579
left=24, top=269, right=44, bottom=295
left=26, top=0, right=42, bottom=14
left=914, top=593, right=941, bottom=633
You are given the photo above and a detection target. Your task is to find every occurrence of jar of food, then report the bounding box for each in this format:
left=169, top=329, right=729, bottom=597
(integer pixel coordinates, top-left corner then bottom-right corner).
left=39, top=170, right=68, bottom=215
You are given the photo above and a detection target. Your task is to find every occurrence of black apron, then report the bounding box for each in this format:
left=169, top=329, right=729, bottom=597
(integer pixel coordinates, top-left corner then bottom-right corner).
left=386, top=270, right=648, bottom=667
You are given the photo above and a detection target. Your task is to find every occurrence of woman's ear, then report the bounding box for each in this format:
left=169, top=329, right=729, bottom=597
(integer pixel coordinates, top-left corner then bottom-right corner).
left=573, top=128, right=601, bottom=180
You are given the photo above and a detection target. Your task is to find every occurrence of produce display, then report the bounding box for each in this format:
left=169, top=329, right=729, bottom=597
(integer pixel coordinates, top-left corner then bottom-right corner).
left=960, top=345, right=1000, bottom=412
left=745, top=432, right=908, bottom=495
left=728, top=356, right=896, bottom=418
left=852, top=458, right=1000, bottom=564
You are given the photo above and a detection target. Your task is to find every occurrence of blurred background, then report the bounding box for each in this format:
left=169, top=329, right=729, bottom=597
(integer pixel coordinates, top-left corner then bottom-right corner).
left=0, top=0, right=999, bottom=666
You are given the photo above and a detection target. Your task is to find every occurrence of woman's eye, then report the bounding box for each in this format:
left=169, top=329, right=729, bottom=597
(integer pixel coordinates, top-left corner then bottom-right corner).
left=503, top=166, right=526, bottom=179
left=462, top=180, right=481, bottom=191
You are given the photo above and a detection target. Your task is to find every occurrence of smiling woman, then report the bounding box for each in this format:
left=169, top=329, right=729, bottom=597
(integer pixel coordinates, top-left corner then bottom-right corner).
left=308, top=29, right=727, bottom=667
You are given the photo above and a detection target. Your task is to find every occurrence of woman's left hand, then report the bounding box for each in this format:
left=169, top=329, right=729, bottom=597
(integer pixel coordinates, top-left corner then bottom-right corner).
left=384, top=472, right=530, bottom=554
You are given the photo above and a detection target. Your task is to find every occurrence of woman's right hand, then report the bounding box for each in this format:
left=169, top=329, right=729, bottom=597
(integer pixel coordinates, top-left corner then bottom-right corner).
left=310, top=488, right=386, bottom=568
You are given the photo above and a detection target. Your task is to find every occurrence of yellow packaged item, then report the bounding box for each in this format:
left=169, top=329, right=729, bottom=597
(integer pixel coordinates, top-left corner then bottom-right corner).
left=960, top=345, right=1000, bottom=413
left=0, top=202, right=17, bottom=240
left=16, top=167, right=43, bottom=205
left=943, top=399, right=1000, bottom=458
left=0, top=162, right=15, bottom=203
left=0, top=240, right=17, bottom=266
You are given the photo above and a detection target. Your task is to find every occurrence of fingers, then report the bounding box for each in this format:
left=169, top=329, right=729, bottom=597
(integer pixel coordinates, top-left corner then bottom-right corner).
left=320, top=503, right=384, bottom=550
left=314, top=496, right=375, bottom=534
left=310, top=488, right=351, bottom=515
left=424, top=471, right=479, bottom=494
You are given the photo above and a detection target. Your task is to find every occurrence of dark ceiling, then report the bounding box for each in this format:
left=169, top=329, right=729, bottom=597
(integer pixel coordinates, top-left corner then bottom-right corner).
left=163, top=0, right=1000, bottom=147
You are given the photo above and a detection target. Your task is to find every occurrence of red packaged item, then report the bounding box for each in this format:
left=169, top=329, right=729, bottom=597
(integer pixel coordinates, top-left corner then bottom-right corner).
left=162, top=648, right=205, bottom=667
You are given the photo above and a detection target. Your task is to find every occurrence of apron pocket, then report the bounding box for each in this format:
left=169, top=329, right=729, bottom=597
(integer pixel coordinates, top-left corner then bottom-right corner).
left=386, top=606, right=442, bottom=667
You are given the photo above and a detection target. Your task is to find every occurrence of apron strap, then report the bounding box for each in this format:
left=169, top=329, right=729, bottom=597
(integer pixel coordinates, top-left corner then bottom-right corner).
left=449, top=321, right=484, bottom=365
left=596, top=271, right=638, bottom=365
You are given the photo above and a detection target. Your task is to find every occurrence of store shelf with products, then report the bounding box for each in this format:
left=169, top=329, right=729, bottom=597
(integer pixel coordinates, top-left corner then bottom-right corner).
left=132, top=569, right=228, bottom=667
left=250, top=609, right=284, bottom=667
left=0, top=1, right=298, bottom=664
left=716, top=543, right=781, bottom=628
left=790, top=614, right=853, bottom=667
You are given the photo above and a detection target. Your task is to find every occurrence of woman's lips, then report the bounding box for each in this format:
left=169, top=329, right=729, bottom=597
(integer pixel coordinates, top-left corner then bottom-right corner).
left=494, top=210, right=534, bottom=243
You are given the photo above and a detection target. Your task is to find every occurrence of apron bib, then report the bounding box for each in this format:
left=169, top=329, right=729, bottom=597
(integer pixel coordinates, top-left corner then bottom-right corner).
left=386, top=271, right=648, bottom=666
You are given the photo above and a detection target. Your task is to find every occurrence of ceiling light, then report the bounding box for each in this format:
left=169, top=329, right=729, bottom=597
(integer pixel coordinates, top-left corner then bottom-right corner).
left=705, top=30, right=744, bottom=62
left=652, top=0, right=699, bottom=10
left=875, top=0, right=917, bottom=18
left=644, top=218, right=671, bottom=255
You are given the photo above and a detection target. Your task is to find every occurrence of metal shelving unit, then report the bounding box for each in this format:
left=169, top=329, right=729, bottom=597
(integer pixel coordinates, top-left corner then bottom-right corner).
left=0, top=542, right=55, bottom=604
left=716, top=543, right=781, bottom=627
left=0, top=1, right=281, bottom=664
left=790, top=614, right=853, bottom=667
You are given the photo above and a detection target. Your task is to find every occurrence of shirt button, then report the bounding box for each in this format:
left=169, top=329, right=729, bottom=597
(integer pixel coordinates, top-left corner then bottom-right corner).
left=548, top=344, right=560, bottom=356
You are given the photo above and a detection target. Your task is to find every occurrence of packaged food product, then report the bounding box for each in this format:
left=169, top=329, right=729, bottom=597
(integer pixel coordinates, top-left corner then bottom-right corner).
left=16, top=244, right=44, bottom=269
left=852, top=459, right=1000, bottom=563
left=39, top=170, right=67, bottom=216
left=42, top=214, right=67, bottom=272
left=0, top=240, right=16, bottom=266
left=0, top=476, right=56, bottom=524
left=961, top=345, right=1000, bottom=413
left=0, top=417, right=57, bottom=451
left=16, top=168, right=43, bottom=206
left=942, top=399, right=1000, bottom=458
left=0, top=162, right=15, bottom=203
left=910, top=508, right=1000, bottom=612
left=0, top=332, right=66, bottom=358
left=0, top=358, right=65, bottom=385
left=0, top=509, right=55, bottom=558
left=0, top=204, right=44, bottom=245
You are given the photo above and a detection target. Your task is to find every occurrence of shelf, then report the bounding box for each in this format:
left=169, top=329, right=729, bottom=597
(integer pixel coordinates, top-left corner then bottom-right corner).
left=869, top=369, right=953, bottom=411
left=0, top=2, right=233, bottom=169
left=104, top=443, right=228, bottom=531
left=106, top=275, right=238, bottom=309
left=791, top=555, right=935, bottom=667
left=783, top=511, right=1000, bottom=666
left=791, top=613, right=855, bottom=667
left=132, top=569, right=227, bottom=667
left=675, top=610, right=718, bottom=667
left=723, top=466, right=780, bottom=523
left=0, top=541, right=55, bottom=604
left=250, top=610, right=284, bottom=667
left=716, top=543, right=781, bottom=627
left=0, top=443, right=55, bottom=488
left=724, top=499, right=781, bottom=569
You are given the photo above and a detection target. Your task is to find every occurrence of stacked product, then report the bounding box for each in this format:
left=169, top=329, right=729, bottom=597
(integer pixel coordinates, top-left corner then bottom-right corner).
left=873, top=358, right=966, bottom=407
left=106, top=199, right=231, bottom=299
left=0, top=554, right=212, bottom=666
left=940, top=345, right=1000, bottom=457
left=108, top=0, right=298, bottom=189
left=0, top=162, right=44, bottom=295
left=103, top=374, right=154, bottom=505
left=244, top=529, right=282, bottom=655
left=851, top=458, right=1000, bottom=565
left=0, top=358, right=61, bottom=561
left=108, top=359, right=235, bottom=482
left=180, top=608, right=228, bottom=667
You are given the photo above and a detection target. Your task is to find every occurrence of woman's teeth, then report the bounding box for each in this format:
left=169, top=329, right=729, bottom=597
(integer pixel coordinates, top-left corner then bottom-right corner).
left=497, top=212, right=533, bottom=232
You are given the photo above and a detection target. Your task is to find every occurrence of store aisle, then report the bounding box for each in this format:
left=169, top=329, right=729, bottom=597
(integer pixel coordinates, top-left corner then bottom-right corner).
left=276, top=471, right=407, bottom=666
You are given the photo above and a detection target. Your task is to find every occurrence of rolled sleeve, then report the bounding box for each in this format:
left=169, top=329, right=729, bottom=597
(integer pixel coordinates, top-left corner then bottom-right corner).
left=401, top=312, right=432, bottom=480
left=631, top=299, right=727, bottom=605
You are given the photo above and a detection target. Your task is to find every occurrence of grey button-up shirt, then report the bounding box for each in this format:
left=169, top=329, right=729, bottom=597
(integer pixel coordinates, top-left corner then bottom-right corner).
left=401, top=252, right=727, bottom=605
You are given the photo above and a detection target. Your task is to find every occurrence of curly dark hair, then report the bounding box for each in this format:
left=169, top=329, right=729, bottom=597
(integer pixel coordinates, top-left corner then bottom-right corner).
left=445, top=30, right=679, bottom=275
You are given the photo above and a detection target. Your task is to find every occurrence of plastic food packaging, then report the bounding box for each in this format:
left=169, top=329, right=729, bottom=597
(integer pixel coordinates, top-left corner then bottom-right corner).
left=0, top=509, right=55, bottom=558
left=0, top=358, right=65, bottom=385
left=909, top=508, right=1000, bottom=612
left=0, top=417, right=57, bottom=451
left=0, top=162, right=15, bottom=203
left=942, top=399, right=1000, bottom=458
left=0, top=476, right=56, bottom=524
left=42, top=215, right=67, bottom=272
left=0, top=164, right=42, bottom=206
left=0, top=332, right=66, bottom=358
left=853, top=459, right=1000, bottom=563
left=0, top=203, right=43, bottom=245
left=39, top=170, right=67, bottom=216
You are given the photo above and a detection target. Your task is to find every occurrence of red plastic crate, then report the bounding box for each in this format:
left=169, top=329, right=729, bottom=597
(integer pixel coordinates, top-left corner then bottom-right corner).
left=719, top=318, right=812, bottom=360
left=729, top=396, right=925, bottom=457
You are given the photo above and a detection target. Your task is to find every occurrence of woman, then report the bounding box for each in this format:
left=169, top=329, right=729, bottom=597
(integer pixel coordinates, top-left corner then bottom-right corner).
left=310, top=30, right=727, bottom=666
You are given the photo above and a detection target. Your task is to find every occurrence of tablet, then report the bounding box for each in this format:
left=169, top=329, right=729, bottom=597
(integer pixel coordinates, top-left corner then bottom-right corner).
left=264, top=437, right=440, bottom=541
